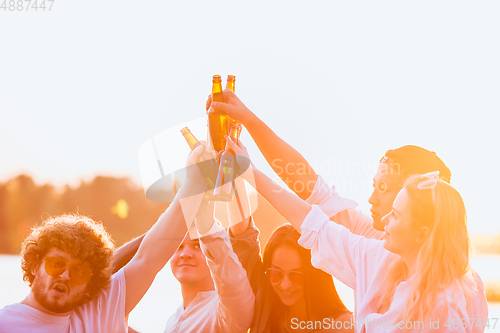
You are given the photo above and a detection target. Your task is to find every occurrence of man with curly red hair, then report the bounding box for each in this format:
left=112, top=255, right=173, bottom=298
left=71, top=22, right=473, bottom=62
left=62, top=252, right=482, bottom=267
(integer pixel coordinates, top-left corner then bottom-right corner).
left=0, top=147, right=217, bottom=333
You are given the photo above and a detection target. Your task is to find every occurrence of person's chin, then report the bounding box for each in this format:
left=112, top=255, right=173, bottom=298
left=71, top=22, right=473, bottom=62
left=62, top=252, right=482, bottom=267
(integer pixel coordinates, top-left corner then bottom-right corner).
left=175, top=273, right=199, bottom=285
left=382, top=235, right=393, bottom=252
left=277, top=290, right=301, bottom=306
left=41, top=295, right=81, bottom=314
left=372, top=217, right=385, bottom=232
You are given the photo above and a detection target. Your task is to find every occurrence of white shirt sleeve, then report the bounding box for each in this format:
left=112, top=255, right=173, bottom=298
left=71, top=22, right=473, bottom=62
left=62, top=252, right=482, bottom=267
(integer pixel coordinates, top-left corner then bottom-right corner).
left=298, top=205, right=388, bottom=290
left=306, top=175, right=384, bottom=240
left=305, top=175, right=358, bottom=216
left=199, top=222, right=255, bottom=333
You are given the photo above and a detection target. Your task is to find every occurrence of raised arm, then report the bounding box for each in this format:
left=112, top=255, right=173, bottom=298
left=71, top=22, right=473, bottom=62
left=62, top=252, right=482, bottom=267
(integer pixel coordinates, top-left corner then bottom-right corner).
left=227, top=176, right=252, bottom=237
left=192, top=184, right=255, bottom=332
left=227, top=172, right=263, bottom=295
left=226, top=137, right=310, bottom=231
left=226, top=137, right=391, bottom=290
left=122, top=145, right=209, bottom=315
left=111, top=233, right=145, bottom=274
left=196, top=221, right=255, bottom=333
left=211, top=92, right=385, bottom=241
left=208, top=90, right=317, bottom=200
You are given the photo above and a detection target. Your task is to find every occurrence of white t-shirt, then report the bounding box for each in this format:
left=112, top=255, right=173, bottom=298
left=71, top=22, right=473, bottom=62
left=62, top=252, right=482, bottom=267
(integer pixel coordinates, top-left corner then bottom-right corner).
left=164, top=223, right=255, bottom=333
left=0, top=268, right=127, bottom=333
left=299, top=206, right=477, bottom=333
left=306, top=175, right=488, bottom=331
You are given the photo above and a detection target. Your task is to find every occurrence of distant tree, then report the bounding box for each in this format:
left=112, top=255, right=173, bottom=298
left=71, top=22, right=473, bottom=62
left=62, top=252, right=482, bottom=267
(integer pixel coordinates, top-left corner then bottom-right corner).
left=2, top=175, right=40, bottom=253
left=472, top=234, right=500, bottom=254
left=0, top=183, right=9, bottom=253
left=0, top=174, right=167, bottom=255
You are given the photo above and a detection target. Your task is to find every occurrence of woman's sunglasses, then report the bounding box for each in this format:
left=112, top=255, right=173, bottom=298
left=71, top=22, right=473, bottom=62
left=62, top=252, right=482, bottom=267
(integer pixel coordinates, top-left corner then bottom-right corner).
left=44, top=256, right=93, bottom=285
left=265, top=268, right=306, bottom=286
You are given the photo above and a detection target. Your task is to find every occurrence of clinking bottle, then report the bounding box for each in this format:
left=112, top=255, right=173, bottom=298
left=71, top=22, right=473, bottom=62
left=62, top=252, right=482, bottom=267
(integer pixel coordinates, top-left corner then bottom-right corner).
left=180, top=127, right=218, bottom=191
left=225, top=75, right=242, bottom=144
left=208, top=75, right=228, bottom=153
left=212, top=125, right=239, bottom=201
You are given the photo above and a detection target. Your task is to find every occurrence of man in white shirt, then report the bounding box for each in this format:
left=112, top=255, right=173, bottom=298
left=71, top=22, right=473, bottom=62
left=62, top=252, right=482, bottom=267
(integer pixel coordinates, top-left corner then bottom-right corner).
left=110, top=204, right=255, bottom=333
left=0, top=144, right=220, bottom=333
left=108, top=146, right=255, bottom=333
left=163, top=203, right=254, bottom=333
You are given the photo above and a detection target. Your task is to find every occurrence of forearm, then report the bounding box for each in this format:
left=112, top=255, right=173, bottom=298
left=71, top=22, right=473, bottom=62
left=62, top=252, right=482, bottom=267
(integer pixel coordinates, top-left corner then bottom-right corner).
left=111, top=233, right=146, bottom=274
left=134, top=181, right=206, bottom=269
left=228, top=215, right=251, bottom=239
left=250, top=165, right=311, bottom=231
left=228, top=177, right=252, bottom=237
left=194, top=200, right=215, bottom=235
left=124, top=181, right=205, bottom=314
left=244, top=113, right=317, bottom=200
left=229, top=219, right=263, bottom=295
left=306, top=176, right=382, bottom=239
left=201, top=230, right=255, bottom=332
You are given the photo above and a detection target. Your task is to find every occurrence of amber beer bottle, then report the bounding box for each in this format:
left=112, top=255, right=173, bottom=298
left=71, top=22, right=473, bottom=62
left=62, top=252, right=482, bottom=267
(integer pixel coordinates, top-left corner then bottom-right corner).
left=226, top=74, right=235, bottom=91
left=181, top=127, right=201, bottom=151
left=225, top=75, right=242, bottom=144
left=212, top=126, right=239, bottom=201
left=208, top=75, right=229, bottom=153
left=180, top=127, right=217, bottom=190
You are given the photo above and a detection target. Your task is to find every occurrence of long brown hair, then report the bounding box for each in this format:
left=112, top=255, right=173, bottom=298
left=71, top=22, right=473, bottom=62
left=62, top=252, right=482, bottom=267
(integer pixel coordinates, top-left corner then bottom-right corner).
left=260, top=224, right=349, bottom=331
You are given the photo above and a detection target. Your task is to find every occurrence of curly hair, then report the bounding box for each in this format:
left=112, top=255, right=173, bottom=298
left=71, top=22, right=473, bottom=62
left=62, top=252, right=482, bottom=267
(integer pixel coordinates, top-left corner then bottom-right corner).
left=21, top=213, right=116, bottom=303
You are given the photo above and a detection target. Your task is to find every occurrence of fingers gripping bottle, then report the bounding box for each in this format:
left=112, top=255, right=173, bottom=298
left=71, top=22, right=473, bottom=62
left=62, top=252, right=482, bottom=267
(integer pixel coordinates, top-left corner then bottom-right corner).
left=180, top=127, right=218, bottom=191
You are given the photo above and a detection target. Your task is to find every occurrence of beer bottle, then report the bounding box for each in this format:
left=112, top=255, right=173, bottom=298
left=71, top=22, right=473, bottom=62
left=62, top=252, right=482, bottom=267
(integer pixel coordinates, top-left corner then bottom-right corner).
left=212, top=126, right=239, bottom=201
left=181, top=127, right=201, bottom=151
left=225, top=75, right=242, bottom=144
left=208, top=75, right=229, bottom=153
left=180, top=127, right=218, bottom=190
left=226, top=75, right=236, bottom=92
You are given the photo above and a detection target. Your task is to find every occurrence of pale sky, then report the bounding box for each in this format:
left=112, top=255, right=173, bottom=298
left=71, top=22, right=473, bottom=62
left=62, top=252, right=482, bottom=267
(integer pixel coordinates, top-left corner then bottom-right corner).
left=1, top=1, right=499, bottom=235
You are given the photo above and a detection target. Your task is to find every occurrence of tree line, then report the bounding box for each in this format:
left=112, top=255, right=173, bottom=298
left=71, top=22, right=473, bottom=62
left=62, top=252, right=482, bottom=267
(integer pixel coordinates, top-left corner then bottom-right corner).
left=2, top=174, right=497, bottom=256
left=0, top=174, right=167, bottom=255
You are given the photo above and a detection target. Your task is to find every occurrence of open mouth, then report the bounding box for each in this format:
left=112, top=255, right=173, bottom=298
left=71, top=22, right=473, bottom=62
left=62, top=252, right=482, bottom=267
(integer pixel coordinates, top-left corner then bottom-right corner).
left=53, top=284, right=68, bottom=294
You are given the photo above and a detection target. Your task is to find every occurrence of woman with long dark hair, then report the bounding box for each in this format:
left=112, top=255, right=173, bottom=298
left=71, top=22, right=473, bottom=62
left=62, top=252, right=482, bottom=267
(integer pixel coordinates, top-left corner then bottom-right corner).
left=230, top=210, right=353, bottom=332
left=228, top=134, right=479, bottom=333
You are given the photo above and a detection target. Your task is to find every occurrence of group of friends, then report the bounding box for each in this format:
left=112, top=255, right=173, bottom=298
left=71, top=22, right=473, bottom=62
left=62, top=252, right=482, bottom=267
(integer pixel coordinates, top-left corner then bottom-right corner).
left=0, top=90, right=488, bottom=332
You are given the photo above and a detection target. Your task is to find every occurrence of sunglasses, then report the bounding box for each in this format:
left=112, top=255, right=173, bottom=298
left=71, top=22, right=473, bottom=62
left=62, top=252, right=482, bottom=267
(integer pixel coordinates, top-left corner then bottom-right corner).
left=265, top=268, right=306, bottom=286
left=44, top=256, right=93, bottom=285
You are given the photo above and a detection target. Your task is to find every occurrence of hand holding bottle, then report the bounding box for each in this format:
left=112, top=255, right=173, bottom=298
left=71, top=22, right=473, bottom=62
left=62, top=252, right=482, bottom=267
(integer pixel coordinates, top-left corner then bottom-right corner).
left=185, top=141, right=217, bottom=188
left=224, top=136, right=254, bottom=181
left=206, top=89, right=255, bottom=128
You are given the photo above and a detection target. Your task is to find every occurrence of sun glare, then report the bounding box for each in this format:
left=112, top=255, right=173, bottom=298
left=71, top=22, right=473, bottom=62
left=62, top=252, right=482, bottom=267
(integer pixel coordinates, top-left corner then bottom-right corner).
left=111, top=199, right=129, bottom=219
